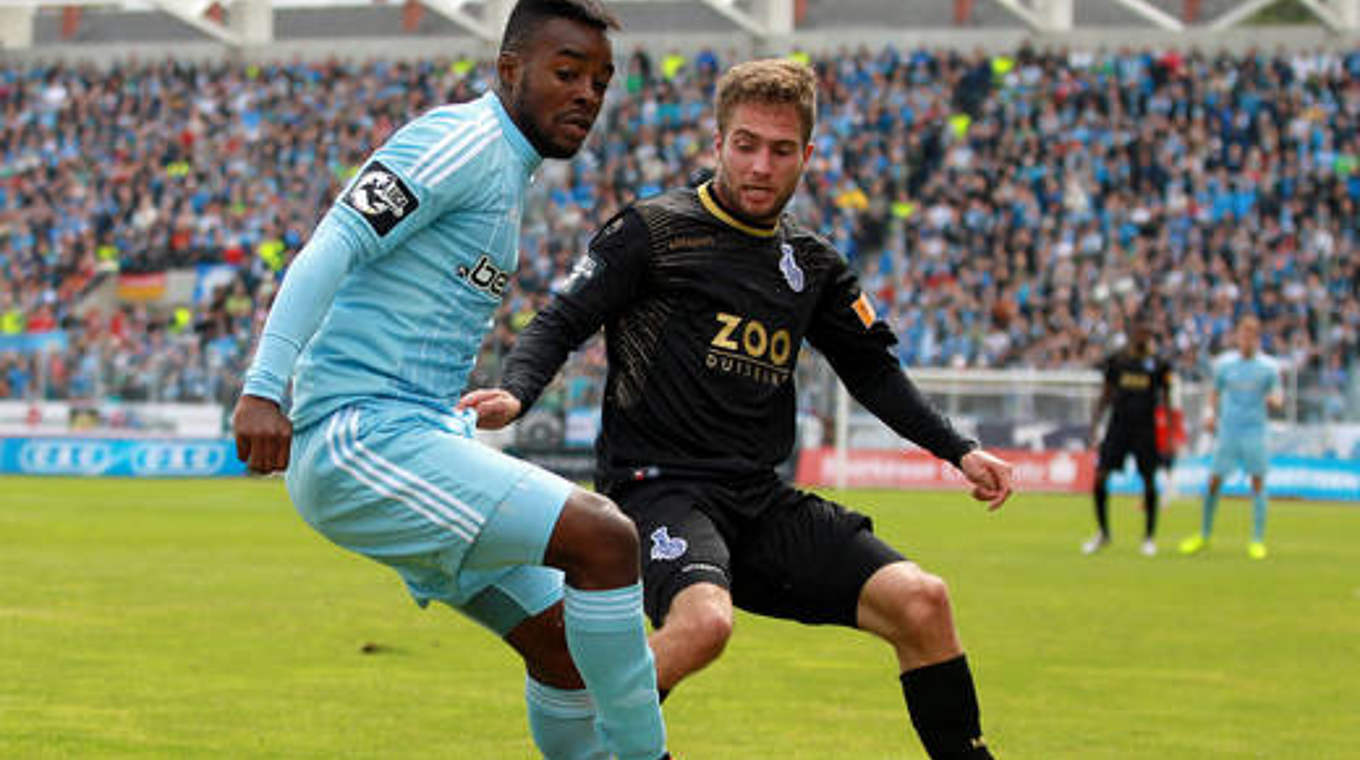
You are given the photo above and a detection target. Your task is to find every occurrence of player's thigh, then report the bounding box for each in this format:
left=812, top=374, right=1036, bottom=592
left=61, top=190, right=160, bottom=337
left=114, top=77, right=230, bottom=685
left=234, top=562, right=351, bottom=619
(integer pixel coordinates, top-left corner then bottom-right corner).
left=286, top=405, right=569, bottom=609
left=1210, top=436, right=1243, bottom=477
left=614, top=480, right=732, bottom=628
left=1241, top=432, right=1270, bottom=478
left=732, top=487, right=904, bottom=627
left=1097, top=430, right=1131, bottom=472
left=1133, top=430, right=1160, bottom=479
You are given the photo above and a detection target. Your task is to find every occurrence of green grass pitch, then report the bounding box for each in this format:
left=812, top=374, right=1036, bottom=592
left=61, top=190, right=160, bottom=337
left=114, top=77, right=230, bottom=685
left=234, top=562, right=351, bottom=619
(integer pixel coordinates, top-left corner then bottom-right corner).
left=3, top=476, right=1357, bottom=758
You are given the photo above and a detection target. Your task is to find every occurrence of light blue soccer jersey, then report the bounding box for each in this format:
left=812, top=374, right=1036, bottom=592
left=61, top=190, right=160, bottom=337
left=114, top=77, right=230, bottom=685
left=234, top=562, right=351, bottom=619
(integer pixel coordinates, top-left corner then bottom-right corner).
left=1213, top=350, right=1281, bottom=435
left=243, top=91, right=540, bottom=429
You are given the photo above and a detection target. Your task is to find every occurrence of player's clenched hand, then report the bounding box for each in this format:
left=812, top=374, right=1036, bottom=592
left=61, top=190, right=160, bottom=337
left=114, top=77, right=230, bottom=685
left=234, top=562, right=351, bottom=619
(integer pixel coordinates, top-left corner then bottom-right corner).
left=959, top=449, right=1014, bottom=511
left=456, top=388, right=522, bottom=430
left=231, top=395, right=292, bottom=474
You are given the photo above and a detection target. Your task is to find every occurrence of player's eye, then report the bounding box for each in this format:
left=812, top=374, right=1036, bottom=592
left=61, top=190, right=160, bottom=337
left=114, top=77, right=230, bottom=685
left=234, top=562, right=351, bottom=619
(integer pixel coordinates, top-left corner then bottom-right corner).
left=556, top=69, right=577, bottom=83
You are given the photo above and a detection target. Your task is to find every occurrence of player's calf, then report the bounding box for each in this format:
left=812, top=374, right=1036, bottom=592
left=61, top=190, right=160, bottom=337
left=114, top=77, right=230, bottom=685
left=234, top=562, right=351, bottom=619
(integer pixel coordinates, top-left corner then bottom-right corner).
left=546, top=489, right=667, bottom=760
left=858, top=563, right=992, bottom=759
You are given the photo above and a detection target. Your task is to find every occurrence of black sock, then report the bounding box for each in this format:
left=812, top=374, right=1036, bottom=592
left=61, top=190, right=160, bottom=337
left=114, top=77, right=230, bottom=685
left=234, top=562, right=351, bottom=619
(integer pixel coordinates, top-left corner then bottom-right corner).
left=1143, top=479, right=1159, bottom=539
left=900, top=655, right=993, bottom=759
left=1093, top=479, right=1110, bottom=538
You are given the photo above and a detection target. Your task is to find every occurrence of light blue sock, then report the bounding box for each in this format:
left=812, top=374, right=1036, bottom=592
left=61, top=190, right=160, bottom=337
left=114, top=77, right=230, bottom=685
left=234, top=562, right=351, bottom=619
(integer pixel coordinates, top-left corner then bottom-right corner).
left=524, top=677, right=607, bottom=760
left=1251, top=490, right=1268, bottom=543
left=1201, top=490, right=1220, bottom=538
left=562, top=583, right=665, bottom=760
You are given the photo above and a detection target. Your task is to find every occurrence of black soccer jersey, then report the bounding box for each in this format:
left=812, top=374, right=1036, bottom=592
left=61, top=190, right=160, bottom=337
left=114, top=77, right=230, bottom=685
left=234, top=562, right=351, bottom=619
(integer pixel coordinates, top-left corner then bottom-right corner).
left=501, top=182, right=974, bottom=484
left=1102, top=350, right=1172, bottom=429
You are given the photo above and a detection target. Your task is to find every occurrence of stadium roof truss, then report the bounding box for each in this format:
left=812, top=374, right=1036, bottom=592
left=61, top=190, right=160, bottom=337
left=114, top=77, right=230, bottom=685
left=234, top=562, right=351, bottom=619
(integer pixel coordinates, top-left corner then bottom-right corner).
left=1, top=0, right=1358, bottom=51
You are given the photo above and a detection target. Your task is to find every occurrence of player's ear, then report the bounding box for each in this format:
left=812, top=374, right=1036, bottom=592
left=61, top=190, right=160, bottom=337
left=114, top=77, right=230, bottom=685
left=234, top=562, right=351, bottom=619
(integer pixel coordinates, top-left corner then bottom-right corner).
left=497, top=51, right=522, bottom=97
left=801, top=140, right=814, bottom=164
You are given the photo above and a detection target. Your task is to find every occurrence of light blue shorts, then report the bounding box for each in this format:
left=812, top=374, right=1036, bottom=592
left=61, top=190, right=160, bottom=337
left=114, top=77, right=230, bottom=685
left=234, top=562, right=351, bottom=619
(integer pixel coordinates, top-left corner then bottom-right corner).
left=1210, top=429, right=1269, bottom=478
left=286, top=403, right=574, bottom=636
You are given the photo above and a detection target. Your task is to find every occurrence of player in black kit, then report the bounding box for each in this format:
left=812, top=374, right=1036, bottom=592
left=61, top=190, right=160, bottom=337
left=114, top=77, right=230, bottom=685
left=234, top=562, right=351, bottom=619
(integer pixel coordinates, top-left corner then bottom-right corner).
left=459, top=59, right=1013, bottom=759
left=1084, top=318, right=1173, bottom=556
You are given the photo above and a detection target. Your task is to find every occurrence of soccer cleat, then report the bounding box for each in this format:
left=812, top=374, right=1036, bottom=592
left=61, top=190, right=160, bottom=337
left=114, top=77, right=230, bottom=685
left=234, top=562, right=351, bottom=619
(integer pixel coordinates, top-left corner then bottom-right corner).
left=1081, top=534, right=1110, bottom=555
left=1178, top=534, right=1208, bottom=555
left=1141, top=539, right=1157, bottom=557
left=1248, top=541, right=1268, bottom=560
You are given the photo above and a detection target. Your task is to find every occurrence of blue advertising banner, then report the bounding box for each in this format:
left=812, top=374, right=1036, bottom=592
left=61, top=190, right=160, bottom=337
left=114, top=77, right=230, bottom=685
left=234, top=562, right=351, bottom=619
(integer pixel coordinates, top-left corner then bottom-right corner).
left=1110, top=454, right=1360, bottom=502
left=0, top=330, right=68, bottom=354
left=0, top=437, right=247, bottom=477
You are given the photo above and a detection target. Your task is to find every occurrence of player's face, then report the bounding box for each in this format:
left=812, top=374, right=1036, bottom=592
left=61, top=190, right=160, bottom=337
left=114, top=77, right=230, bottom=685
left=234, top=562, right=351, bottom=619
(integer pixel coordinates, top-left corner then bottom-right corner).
left=500, top=18, right=613, bottom=159
left=1237, top=321, right=1260, bottom=355
left=1131, top=324, right=1153, bottom=352
left=713, top=101, right=814, bottom=223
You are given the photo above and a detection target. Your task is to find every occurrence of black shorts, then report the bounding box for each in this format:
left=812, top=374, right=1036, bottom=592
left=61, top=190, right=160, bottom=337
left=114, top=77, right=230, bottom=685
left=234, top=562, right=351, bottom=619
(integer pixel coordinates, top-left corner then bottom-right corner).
left=1098, top=422, right=1158, bottom=476
left=607, top=475, right=905, bottom=629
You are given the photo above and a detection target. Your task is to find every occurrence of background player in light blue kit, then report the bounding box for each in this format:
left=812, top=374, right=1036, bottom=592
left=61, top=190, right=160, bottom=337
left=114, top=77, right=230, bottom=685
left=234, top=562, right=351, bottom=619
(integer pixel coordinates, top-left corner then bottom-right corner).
left=1180, top=315, right=1284, bottom=560
left=230, top=2, right=669, bottom=757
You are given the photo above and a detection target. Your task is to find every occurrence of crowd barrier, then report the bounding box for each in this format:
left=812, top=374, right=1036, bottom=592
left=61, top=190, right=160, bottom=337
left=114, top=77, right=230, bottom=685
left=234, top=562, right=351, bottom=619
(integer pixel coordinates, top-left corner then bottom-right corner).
left=3, top=435, right=1354, bottom=501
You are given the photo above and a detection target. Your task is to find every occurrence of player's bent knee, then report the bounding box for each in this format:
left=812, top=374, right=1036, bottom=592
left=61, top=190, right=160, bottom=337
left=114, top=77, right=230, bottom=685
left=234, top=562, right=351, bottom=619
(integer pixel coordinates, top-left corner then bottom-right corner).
left=870, top=565, right=953, bottom=638
left=903, top=572, right=951, bottom=627
left=678, top=601, right=734, bottom=653
left=548, top=489, right=640, bottom=588
left=578, top=491, right=639, bottom=563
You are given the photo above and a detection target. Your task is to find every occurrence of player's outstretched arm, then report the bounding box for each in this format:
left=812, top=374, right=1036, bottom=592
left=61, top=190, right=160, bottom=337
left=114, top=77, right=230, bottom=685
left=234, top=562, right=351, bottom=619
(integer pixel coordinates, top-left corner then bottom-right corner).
left=232, top=394, right=293, bottom=473
left=958, top=449, right=1014, bottom=511
left=456, top=388, right=522, bottom=430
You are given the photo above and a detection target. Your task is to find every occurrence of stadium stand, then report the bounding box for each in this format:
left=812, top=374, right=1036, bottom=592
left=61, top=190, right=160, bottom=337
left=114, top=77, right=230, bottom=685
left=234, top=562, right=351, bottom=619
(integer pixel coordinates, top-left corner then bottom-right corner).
left=1, top=45, right=1357, bottom=423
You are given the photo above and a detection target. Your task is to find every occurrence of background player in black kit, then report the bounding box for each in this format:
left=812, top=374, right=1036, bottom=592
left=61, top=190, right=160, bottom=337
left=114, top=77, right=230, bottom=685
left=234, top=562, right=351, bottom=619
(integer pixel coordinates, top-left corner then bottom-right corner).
left=1084, top=318, right=1173, bottom=556
left=459, top=59, right=1013, bottom=760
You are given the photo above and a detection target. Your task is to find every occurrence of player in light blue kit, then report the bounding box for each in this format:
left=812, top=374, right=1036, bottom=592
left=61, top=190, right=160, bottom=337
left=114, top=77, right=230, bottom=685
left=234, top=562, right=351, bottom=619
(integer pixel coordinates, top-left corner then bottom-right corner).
left=1180, top=315, right=1284, bottom=560
left=230, top=2, right=669, bottom=757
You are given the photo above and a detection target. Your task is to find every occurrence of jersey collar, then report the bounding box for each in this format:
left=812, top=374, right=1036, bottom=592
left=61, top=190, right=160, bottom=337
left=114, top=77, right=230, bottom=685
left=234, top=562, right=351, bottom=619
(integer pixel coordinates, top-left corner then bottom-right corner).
left=487, top=91, right=543, bottom=176
left=697, top=181, right=779, bottom=238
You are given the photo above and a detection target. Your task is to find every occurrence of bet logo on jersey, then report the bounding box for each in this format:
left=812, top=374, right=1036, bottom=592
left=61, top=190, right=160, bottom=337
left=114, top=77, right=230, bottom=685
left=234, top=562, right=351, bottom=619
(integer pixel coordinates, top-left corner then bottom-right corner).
left=344, top=161, right=418, bottom=236
left=457, top=255, right=510, bottom=298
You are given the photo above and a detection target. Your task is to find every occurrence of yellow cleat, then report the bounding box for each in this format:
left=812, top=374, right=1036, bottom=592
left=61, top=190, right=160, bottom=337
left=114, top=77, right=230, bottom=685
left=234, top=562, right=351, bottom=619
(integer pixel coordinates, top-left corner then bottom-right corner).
left=1178, top=534, right=1208, bottom=555
left=1248, top=541, right=1268, bottom=560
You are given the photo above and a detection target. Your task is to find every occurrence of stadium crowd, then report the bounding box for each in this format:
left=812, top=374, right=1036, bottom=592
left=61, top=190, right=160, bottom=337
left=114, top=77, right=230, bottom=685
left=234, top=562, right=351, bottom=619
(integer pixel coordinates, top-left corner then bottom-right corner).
left=1, top=45, right=1357, bottom=421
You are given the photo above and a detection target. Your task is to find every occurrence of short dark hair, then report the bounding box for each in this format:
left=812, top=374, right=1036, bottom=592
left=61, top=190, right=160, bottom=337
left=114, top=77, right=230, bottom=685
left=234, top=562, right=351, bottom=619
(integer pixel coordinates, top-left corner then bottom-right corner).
left=500, top=0, right=620, bottom=55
